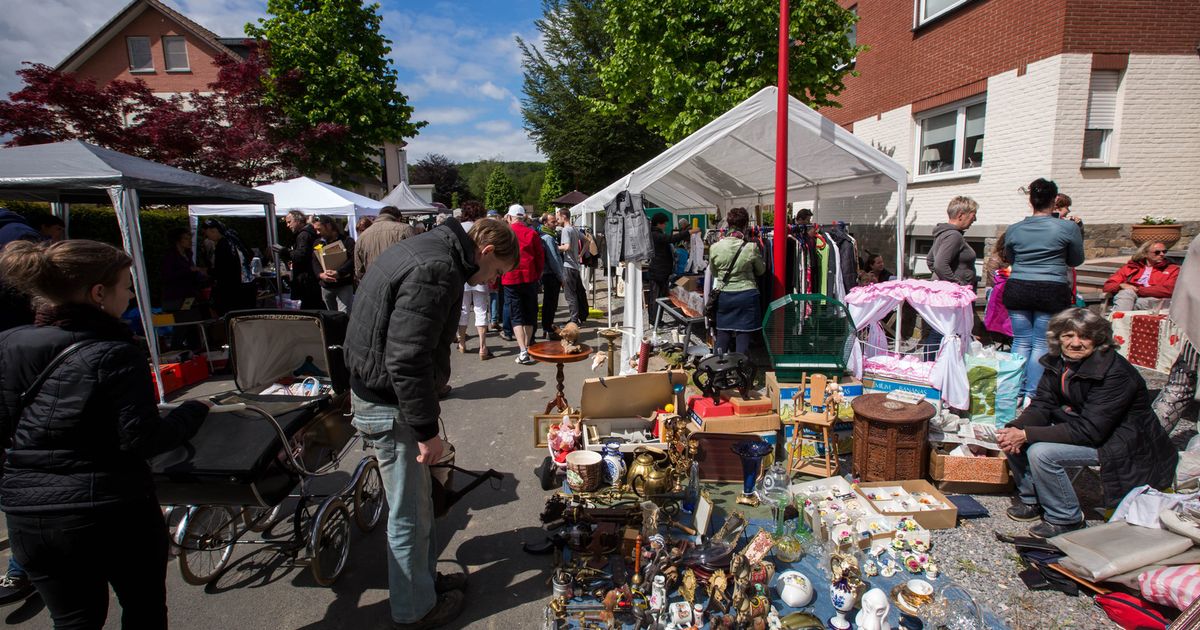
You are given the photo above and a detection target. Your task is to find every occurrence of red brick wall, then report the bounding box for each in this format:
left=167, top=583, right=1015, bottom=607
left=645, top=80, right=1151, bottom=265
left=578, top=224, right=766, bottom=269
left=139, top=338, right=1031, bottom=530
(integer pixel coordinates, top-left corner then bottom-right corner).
left=71, top=6, right=224, bottom=93
left=821, top=0, right=1200, bottom=127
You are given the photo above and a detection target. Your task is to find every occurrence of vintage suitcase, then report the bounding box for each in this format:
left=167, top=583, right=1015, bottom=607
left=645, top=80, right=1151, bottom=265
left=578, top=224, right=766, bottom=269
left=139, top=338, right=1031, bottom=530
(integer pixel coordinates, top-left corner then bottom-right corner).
left=152, top=310, right=351, bottom=507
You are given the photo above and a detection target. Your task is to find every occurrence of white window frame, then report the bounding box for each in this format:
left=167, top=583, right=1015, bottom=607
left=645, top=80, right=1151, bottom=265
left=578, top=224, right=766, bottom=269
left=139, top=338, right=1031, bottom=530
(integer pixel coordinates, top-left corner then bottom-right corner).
left=162, top=36, right=190, bottom=72
left=912, top=95, right=986, bottom=182
left=126, top=37, right=154, bottom=73
left=1082, top=70, right=1121, bottom=168
left=915, top=0, right=972, bottom=27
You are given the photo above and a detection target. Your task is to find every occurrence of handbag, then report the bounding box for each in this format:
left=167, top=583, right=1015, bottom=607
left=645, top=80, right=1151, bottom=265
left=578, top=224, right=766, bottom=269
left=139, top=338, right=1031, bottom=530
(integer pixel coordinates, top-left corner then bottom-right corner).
left=705, top=240, right=749, bottom=329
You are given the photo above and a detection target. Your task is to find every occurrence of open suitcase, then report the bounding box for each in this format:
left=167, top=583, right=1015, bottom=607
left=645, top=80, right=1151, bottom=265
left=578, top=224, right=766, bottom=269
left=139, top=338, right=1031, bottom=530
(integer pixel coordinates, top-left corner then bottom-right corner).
left=151, top=310, right=353, bottom=508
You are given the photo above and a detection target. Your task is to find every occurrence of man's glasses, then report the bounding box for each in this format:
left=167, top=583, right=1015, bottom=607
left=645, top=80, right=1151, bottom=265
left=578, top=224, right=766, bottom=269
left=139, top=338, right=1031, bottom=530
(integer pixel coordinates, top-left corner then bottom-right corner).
left=1151, top=250, right=1167, bottom=254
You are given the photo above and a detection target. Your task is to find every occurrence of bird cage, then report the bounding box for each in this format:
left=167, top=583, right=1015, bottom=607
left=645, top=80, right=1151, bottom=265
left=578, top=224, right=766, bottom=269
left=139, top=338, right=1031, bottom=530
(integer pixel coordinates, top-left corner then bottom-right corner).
left=761, top=294, right=856, bottom=381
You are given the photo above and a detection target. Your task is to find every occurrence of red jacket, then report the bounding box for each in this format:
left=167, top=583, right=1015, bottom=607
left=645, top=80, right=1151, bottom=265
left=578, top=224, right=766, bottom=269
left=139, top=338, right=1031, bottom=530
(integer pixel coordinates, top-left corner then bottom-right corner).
left=1102, top=260, right=1180, bottom=298
left=502, top=221, right=545, bottom=285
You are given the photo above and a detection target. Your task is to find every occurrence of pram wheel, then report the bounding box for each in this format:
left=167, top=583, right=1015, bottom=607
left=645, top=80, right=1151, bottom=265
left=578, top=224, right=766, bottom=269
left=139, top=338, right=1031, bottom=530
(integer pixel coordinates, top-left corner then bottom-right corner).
left=309, top=497, right=351, bottom=586
left=352, top=457, right=384, bottom=532
left=178, top=506, right=238, bottom=585
left=243, top=504, right=284, bottom=533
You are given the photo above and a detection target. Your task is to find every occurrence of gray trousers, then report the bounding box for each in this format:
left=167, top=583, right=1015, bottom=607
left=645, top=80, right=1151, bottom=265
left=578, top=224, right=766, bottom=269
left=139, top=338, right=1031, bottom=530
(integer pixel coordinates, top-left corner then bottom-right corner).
left=321, top=284, right=354, bottom=314
left=1112, top=288, right=1162, bottom=312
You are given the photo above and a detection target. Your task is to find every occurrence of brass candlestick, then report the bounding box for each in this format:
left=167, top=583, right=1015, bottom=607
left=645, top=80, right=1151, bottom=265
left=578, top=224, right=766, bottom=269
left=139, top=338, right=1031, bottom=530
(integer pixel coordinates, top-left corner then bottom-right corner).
left=598, top=328, right=622, bottom=377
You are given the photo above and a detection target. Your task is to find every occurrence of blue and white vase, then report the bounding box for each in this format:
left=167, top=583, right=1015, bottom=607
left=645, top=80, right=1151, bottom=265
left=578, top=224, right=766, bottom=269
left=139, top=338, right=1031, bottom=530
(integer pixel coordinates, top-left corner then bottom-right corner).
left=601, top=439, right=626, bottom=487
left=829, top=578, right=857, bottom=630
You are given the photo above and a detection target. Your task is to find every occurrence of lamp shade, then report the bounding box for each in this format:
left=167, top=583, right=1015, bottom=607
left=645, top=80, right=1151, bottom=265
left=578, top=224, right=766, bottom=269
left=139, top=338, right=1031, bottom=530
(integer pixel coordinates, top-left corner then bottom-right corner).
left=921, top=148, right=941, bottom=162
left=972, top=138, right=984, bottom=154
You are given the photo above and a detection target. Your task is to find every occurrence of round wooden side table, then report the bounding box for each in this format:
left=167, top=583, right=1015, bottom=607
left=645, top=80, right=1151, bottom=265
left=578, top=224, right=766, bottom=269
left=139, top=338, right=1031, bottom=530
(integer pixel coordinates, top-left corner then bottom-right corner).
left=527, top=341, right=593, bottom=414
left=851, top=393, right=937, bottom=482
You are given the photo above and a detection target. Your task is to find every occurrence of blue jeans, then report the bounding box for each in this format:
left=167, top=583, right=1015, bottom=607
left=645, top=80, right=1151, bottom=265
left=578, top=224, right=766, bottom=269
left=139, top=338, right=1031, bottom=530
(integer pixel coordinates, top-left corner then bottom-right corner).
left=922, top=329, right=944, bottom=362
left=1009, top=309, right=1052, bottom=399
left=351, top=394, right=437, bottom=624
left=489, top=290, right=501, bottom=325
left=1006, top=441, right=1099, bottom=524
left=7, top=556, right=25, bottom=580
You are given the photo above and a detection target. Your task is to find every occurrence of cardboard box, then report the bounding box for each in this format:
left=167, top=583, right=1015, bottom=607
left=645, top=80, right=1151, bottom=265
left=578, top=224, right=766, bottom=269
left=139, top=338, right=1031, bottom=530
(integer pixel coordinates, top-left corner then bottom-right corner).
left=856, top=480, right=958, bottom=530
left=315, top=240, right=348, bottom=272
left=675, top=275, right=702, bottom=293
left=929, top=446, right=1013, bottom=494
left=687, top=412, right=780, bottom=434
left=729, top=392, right=773, bottom=416
left=579, top=371, right=687, bottom=453
left=766, top=372, right=861, bottom=422
left=861, top=375, right=940, bottom=403
left=689, top=395, right=737, bottom=420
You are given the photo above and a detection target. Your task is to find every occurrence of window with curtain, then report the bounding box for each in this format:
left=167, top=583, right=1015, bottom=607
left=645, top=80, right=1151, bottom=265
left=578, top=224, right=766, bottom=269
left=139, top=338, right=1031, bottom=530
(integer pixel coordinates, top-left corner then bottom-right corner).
left=127, top=37, right=153, bottom=72
left=1084, top=70, right=1120, bottom=164
left=915, top=98, right=986, bottom=177
left=163, top=36, right=190, bottom=71
left=917, top=0, right=971, bottom=25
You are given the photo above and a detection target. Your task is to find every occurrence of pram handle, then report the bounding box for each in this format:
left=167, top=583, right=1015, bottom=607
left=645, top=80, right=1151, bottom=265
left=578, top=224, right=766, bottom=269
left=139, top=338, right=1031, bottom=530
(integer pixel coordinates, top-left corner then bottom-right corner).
left=158, top=402, right=248, bottom=413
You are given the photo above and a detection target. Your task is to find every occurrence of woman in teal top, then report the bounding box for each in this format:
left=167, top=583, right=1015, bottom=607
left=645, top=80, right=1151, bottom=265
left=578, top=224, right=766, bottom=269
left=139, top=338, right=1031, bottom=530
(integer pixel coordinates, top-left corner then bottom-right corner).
left=708, top=207, right=766, bottom=354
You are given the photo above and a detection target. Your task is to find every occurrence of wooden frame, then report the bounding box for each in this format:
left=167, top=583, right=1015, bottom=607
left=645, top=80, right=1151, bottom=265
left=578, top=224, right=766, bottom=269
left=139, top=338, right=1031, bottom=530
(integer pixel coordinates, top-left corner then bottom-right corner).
left=533, top=413, right=580, bottom=449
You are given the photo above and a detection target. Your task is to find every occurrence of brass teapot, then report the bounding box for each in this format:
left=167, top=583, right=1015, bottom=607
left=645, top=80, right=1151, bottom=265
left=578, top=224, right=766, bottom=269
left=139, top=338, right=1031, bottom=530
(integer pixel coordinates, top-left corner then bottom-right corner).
left=627, top=447, right=674, bottom=497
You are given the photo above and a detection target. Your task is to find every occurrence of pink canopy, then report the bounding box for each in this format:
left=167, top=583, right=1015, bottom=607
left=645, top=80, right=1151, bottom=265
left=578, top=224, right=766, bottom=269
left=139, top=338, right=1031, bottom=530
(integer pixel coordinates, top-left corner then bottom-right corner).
left=844, top=279, right=975, bottom=408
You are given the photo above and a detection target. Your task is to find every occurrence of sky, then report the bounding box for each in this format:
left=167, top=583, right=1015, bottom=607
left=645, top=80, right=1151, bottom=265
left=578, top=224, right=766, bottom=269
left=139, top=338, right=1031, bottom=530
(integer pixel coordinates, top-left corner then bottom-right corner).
left=0, top=0, right=546, bottom=163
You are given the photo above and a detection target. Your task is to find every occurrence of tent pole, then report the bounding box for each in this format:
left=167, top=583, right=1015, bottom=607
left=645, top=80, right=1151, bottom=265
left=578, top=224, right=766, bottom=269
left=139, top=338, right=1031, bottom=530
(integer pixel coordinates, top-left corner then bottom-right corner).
left=109, top=186, right=165, bottom=402
left=894, top=180, right=908, bottom=354
left=772, top=0, right=789, bottom=300
left=264, top=203, right=282, bottom=305
left=51, top=202, right=70, bottom=238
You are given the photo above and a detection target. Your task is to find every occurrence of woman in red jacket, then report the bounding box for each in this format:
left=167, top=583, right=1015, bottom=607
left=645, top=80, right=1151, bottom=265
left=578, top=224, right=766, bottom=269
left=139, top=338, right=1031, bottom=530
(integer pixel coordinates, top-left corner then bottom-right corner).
left=1102, top=241, right=1180, bottom=311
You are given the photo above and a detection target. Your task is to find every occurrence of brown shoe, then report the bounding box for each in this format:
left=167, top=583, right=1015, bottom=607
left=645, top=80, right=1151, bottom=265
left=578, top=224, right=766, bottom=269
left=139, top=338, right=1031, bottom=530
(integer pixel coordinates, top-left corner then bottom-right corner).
left=392, top=590, right=464, bottom=629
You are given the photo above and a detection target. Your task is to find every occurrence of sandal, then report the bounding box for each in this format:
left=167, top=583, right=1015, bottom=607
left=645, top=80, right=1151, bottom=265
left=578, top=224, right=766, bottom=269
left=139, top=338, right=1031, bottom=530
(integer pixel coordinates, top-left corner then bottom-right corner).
left=480, top=349, right=494, bottom=361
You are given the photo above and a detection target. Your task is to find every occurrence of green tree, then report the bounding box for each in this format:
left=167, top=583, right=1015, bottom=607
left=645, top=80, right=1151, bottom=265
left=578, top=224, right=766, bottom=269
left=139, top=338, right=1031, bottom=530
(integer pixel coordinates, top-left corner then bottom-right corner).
left=591, top=0, right=862, bottom=143
left=246, top=0, right=425, bottom=185
left=518, top=0, right=665, bottom=193
left=484, top=168, right=521, bottom=210
left=538, top=161, right=568, bottom=212
left=409, top=153, right=469, bottom=206
left=449, top=191, right=460, bottom=209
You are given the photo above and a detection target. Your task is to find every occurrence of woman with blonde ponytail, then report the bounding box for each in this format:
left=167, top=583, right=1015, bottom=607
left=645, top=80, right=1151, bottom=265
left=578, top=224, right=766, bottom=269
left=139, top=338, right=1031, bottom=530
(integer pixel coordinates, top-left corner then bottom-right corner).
left=0, top=239, right=211, bottom=629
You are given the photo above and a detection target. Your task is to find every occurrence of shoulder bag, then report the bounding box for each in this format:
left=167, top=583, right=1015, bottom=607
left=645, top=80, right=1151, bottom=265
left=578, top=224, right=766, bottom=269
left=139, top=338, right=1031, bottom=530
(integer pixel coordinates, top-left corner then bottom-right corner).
left=705, top=240, right=749, bottom=330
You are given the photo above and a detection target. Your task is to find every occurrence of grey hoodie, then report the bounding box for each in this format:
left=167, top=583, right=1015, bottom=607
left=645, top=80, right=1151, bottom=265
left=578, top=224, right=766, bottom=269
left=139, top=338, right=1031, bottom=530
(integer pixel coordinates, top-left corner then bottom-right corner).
left=927, top=222, right=977, bottom=288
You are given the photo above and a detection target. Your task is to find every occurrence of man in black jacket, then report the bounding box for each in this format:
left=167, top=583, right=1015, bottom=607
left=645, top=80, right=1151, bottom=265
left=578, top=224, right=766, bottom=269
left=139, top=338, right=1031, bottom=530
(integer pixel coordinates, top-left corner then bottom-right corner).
left=344, top=218, right=516, bottom=629
left=647, top=213, right=697, bottom=323
left=278, top=210, right=322, bottom=309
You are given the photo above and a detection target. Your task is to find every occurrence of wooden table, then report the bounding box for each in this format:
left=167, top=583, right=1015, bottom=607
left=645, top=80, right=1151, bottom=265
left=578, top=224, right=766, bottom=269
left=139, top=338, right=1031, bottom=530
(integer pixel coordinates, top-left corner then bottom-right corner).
left=527, top=341, right=593, bottom=414
left=851, top=393, right=937, bottom=481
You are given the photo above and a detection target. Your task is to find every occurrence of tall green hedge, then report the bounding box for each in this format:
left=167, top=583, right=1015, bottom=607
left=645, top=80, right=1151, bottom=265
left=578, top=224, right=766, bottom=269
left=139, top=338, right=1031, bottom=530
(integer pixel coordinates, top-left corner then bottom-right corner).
left=5, top=201, right=284, bottom=305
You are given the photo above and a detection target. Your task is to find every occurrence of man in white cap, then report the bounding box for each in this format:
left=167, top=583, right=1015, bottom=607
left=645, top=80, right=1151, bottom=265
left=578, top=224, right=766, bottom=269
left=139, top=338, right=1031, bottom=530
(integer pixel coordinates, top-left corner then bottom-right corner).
left=502, top=204, right=544, bottom=364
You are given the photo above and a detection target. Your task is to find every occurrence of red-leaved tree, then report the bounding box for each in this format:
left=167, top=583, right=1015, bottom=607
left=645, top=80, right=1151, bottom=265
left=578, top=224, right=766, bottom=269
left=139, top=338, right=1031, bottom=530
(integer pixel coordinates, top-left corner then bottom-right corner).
left=0, top=44, right=337, bottom=186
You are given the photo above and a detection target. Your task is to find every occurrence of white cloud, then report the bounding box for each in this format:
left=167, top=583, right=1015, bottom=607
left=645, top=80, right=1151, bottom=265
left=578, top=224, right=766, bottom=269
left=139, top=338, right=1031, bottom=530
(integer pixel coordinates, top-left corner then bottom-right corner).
left=406, top=128, right=542, bottom=163
left=418, top=106, right=481, bottom=126
left=478, top=81, right=511, bottom=101
left=475, top=119, right=513, bottom=134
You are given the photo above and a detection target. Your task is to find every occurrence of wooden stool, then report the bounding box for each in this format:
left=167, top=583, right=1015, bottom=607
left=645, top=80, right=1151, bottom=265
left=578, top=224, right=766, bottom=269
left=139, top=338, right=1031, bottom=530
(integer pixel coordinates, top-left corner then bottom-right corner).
left=787, top=373, right=839, bottom=478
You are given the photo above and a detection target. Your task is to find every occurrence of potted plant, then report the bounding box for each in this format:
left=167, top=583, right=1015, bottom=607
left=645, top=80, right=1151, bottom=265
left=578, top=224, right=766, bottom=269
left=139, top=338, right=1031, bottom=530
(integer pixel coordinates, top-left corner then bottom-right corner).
left=1131, top=216, right=1182, bottom=249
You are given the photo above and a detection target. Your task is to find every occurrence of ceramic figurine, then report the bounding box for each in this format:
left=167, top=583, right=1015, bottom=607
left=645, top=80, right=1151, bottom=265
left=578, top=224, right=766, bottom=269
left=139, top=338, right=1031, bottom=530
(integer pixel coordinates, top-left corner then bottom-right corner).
left=776, top=571, right=814, bottom=608
left=863, top=559, right=880, bottom=577
left=855, top=588, right=892, bottom=630
left=548, top=415, right=581, bottom=464
left=649, top=574, right=667, bottom=612
left=880, top=563, right=898, bottom=578
left=669, top=601, right=693, bottom=628
left=558, top=321, right=582, bottom=353
left=926, top=561, right=940, bottom=579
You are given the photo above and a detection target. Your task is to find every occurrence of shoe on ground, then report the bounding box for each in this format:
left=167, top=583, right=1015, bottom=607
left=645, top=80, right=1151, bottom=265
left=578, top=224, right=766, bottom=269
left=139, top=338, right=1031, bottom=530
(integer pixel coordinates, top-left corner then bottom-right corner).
left=0, top=574, right=35, bottom=607
left=1006, top=502, right=1044, bottom=522
left=1029, top=519, right=1086, bottom=539
left=435, top=571, right=467, bottom=594
left=499, top=332, right=515, bottom=342
left=516, top=352, right=537, bottom=366
left=392, top=590, right=464, bottom=629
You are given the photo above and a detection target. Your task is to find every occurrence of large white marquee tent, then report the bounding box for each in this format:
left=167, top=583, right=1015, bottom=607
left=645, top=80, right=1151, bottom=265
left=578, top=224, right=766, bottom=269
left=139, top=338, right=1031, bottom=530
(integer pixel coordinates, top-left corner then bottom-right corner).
left=189, top=176, right=386, bottom=238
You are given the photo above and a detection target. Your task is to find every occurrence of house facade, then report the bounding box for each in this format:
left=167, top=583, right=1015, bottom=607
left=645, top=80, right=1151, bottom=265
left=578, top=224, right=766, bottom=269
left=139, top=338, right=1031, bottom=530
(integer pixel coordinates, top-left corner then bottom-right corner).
left=819, top=0, right=1200, bottom=271
left=53, top=0, right=404, bottom=199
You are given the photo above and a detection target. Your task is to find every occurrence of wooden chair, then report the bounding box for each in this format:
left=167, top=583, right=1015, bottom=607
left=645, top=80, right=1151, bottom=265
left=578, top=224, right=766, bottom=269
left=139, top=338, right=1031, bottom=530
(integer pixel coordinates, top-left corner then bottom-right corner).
left=786, top=373, right=839, bottom=478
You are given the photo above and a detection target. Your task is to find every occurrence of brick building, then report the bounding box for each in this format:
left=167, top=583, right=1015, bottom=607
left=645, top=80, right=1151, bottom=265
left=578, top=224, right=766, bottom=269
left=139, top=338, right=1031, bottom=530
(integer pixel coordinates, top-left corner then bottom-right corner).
left=818, top=0, right=1200, bottom=271
left=53, top=0, right=405, bottom=198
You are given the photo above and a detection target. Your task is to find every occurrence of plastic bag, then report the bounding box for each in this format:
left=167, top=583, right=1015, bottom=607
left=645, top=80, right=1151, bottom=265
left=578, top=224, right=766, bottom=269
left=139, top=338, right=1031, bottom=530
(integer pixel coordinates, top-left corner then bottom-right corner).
left=965, top=345, right=1026, bottom=426
left=1139, top=565, right=1200, bottom=612
left=1177, top=435, right=1200, bottom=489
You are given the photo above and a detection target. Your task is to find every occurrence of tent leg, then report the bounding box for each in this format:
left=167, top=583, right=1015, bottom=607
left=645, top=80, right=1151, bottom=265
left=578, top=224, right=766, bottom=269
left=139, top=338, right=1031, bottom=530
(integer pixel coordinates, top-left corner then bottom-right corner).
left=264, top=203, right=282, bottom=306
left=109, top=186, right=165, bottom=403
left=894, top=179, right=908, bottom=354
left=51, top=202, right=70, bottom=238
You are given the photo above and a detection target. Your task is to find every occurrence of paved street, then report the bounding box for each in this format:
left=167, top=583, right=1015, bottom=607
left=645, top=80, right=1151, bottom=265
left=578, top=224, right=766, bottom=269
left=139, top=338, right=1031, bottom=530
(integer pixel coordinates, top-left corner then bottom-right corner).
left=1, top=305, right=621, bottom=629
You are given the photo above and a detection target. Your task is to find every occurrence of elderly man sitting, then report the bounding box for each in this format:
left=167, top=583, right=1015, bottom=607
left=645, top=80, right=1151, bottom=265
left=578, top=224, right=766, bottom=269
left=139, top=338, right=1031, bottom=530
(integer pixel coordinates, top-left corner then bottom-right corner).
left=1103, top=241, right=1180, bottom=311
left=997, top=308, right=1177, bottom=538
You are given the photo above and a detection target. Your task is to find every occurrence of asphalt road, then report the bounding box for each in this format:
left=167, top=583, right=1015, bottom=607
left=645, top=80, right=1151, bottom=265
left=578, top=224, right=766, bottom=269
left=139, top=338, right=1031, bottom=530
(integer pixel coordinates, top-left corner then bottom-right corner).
left=1, top=315, right=617, bottom=629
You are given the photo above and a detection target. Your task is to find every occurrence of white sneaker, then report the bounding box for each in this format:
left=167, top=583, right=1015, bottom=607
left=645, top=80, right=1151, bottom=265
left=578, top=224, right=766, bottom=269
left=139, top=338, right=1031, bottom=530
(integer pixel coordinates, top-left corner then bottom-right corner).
left=516, top=352, right=536, bottom=365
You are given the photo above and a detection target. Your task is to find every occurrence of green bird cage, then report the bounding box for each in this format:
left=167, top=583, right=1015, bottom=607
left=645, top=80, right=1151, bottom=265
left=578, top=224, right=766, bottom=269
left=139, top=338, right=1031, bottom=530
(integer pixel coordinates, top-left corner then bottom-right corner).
left=761, top=294, right=856, bottom=381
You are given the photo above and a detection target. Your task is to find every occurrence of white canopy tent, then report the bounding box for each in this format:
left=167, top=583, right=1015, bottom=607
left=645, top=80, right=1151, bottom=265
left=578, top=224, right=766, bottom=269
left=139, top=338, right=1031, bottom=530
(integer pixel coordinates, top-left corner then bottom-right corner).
left=379, top=181, right=437, bottom=214
left=569, top=87, right=909, bottom=372
left=189, top=176, right=386, bottom=238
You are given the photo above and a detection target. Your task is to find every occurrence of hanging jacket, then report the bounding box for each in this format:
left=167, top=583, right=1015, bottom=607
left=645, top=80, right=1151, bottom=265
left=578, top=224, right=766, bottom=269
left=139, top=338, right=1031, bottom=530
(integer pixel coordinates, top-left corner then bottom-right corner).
left=603, top=191, right=651, bottom=264
left=826, top=224, right=860, bottom=294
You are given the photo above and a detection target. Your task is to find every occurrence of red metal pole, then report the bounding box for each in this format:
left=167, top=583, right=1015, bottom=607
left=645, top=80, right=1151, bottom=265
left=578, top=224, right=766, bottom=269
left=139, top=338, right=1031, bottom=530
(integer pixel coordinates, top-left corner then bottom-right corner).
left=772, top=0, right=789, bottom=299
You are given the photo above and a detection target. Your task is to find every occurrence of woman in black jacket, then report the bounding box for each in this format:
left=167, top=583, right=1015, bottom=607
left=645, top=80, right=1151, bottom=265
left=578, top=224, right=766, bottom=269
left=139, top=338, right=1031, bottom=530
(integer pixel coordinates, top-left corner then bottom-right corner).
left=0, top=239, right=210, bottom=629
left=996, top=307, right=1177, bottom=539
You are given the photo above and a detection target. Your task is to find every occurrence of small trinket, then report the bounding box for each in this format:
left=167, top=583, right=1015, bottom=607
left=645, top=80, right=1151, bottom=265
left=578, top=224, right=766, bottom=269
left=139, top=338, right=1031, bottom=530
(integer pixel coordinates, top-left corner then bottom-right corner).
left=649, top=575, right=667, bottom=611
left=912, top=539, right=930, bottom=553
left=926, top=561, right=940, bottom=579
left=904, top=554, right=923, bottom=574
left=891, top=536, right=907, bottom=551
left=880, top=563, right=897, bottom=578
left=863, top=559, right=879, bottom=576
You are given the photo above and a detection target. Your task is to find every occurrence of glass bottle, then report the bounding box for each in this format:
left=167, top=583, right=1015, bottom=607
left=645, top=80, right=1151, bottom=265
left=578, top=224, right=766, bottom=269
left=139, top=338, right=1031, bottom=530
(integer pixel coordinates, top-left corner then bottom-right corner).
left=682, top=460, right=700, bottom=512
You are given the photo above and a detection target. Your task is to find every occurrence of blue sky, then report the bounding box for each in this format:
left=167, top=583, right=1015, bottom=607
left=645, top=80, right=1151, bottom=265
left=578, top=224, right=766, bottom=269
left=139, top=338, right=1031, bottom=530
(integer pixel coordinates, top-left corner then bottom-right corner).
left=0, top=0, right=545, bottom=163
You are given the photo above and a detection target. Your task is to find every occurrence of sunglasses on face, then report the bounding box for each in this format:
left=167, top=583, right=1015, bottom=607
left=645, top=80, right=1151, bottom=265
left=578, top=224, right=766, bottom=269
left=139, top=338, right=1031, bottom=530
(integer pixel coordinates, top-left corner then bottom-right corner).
left=1151, top=250, right=1166, bottom=254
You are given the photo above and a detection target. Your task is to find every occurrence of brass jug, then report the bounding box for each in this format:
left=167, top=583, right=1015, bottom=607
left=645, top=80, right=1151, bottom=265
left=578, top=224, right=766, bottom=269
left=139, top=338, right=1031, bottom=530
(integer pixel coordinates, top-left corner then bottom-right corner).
left=631, top=466, right=675, bottom=497
left=626, top=447, right=667, bottom=491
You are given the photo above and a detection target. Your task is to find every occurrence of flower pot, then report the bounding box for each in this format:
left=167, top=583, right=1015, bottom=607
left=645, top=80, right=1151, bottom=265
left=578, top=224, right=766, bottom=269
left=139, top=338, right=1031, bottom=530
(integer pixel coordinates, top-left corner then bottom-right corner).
left=1131, top=224, right=1182, bottom=249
